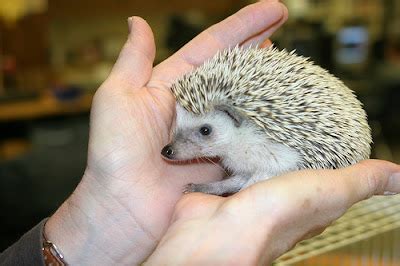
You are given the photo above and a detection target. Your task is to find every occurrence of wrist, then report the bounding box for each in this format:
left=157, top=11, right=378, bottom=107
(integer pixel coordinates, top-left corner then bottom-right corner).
left=45, top=192, right=96, bottom=265
left=44, top=172, right=155, bottom=265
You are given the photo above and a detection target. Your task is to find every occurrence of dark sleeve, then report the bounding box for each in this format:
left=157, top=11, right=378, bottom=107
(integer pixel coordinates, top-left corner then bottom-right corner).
left=0, top=219, right=47, bottom=266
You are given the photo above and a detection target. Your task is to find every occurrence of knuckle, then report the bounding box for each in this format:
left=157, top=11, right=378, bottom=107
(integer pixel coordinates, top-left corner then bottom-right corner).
left=365, top=171, right=380, bottom=198
left=355, top=160, right=388, bottom=198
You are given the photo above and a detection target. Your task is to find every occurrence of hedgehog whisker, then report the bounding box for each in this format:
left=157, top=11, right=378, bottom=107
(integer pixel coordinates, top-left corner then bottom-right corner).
left=203, top=157, right=229, bottom=176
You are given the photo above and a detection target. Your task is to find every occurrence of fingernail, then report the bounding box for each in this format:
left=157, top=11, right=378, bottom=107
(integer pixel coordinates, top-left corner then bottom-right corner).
left=260, top=39, right=273, bottom=48
left=385, top=172, right=400, bottom=195
left=127, top=17, right=134, bottom=33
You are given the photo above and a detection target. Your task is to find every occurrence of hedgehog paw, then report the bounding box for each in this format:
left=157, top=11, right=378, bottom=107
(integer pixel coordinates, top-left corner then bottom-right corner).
left=183, top=183, right=198, bottom=194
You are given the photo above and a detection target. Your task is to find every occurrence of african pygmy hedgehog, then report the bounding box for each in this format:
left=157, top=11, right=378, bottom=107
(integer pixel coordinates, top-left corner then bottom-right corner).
left=161, top=46, right=372, bottom=195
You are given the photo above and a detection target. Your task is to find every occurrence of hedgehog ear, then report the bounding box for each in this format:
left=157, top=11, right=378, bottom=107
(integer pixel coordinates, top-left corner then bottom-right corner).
left=215, top=104, right=244, bottom=127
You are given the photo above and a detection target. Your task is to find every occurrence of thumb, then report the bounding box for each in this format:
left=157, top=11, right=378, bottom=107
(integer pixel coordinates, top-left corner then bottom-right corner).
left=108, top=16, right=156, bottom=89
left=343, top=159, right=400, bottom=203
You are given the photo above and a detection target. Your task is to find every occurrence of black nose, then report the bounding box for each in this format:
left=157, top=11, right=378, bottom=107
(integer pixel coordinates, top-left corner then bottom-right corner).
left=161, top=145, right=175, bottom=159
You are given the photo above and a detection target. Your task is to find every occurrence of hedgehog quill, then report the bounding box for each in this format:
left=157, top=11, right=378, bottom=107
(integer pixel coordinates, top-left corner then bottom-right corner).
left=161, top=46, right=372, bottom=195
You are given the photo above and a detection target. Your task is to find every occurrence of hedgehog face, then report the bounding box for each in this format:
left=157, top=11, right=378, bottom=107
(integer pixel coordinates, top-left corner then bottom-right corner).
left=161, top=104, right=245, bottom=161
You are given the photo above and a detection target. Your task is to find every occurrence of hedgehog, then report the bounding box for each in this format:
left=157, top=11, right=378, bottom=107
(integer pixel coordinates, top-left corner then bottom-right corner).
left=161, top=46, right=372, bottom=195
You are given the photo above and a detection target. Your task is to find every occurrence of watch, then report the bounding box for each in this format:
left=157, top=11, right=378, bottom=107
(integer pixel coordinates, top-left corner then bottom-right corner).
left=42, top=225, right=67, bottom=265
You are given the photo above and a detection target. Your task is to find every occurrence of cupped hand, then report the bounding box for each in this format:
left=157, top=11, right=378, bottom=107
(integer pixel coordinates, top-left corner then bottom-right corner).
left=145, top=160, right=400, bottom=265
left=45, top=1, right=288, bottom=265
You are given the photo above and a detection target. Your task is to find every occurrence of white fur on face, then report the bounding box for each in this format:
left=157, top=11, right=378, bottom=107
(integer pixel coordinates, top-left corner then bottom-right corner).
left=172, top=104, right=238, bottom=160
left=172, top=104, right=301, bottom=179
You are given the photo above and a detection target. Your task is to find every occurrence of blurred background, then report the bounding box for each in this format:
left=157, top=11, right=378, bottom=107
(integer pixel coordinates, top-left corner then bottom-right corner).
left=0, top=0, right=399, bottom=257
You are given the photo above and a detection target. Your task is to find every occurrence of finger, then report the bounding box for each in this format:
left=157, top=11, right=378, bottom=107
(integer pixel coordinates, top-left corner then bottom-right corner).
left=241, top=3, right=288, bottom=48
left=241, top=32, right=273, bottom=48
left=108, top=16, right=156, bottom=90
left=233, top=160, right=400, bottom=221
left=172, top=193, right=223, bottom=222
left=341, top=159, right=400, bottom=202
left=150, top=1, right=286, bottom=88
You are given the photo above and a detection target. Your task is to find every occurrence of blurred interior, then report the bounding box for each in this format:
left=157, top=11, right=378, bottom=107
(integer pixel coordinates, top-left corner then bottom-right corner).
left=0, top=0, right=399, bottom=259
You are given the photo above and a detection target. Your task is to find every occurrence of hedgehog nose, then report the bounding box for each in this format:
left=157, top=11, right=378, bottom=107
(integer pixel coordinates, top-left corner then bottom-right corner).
left=161, top=144, right=175, bottom=159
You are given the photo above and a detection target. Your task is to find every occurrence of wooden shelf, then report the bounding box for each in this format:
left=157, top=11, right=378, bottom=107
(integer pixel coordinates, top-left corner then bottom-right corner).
left=0, top=93, right=93, bottom=122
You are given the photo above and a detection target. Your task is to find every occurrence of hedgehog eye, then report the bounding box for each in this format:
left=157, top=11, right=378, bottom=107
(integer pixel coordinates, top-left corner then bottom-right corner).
left=199, top=125, right=212, bottom=136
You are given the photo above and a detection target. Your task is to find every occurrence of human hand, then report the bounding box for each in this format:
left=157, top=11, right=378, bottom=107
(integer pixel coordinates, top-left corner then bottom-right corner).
left=145, top=160, right=400, bottom=265
left=44, top=1, right=288, bottom=264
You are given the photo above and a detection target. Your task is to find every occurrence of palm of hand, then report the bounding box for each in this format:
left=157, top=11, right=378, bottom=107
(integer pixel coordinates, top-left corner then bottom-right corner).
left=86, top=79, right=223, bottom=239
